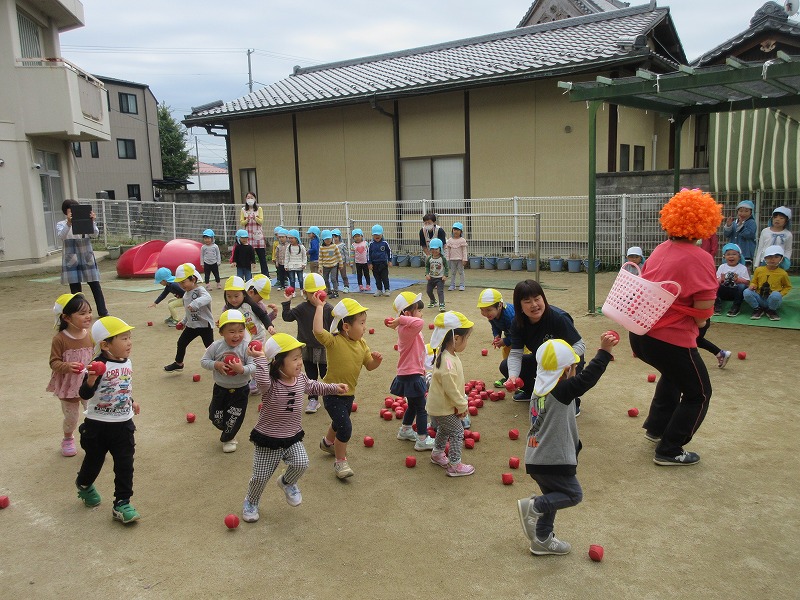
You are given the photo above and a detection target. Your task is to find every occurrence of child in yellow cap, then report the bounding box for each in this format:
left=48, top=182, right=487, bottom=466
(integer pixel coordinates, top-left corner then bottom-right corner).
left=312, top=296, right=383, bottom=478
left=164, top=263, right=214, bottom=372
left=477, top=288, right=516, bottom=388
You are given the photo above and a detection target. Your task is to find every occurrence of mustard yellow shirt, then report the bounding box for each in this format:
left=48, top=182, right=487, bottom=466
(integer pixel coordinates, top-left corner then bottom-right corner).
left=750, top=266, right=792, bottom=296
left=314, top=329, right=371, bottom=395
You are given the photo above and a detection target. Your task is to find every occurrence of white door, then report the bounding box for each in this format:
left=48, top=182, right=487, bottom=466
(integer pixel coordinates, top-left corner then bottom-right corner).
left=37, top=150, right=64, bottom=250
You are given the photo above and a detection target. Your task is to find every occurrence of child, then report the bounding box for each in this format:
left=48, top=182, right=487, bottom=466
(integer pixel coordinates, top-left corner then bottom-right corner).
left=75, top=316, right=139, bottom=524
left=232, top=229, right=255, bottom=281
left=445, top=222, right=468, bottom=291
left=743, top=245, right=792, bottom=321
left=516, top=333, right=617, bottom=556
left=284, top=229, right=307, bottom=293
left=425, top=238, right=449, bottom=312
left=274, top=227, right=289, bottom=290
left=200, top=309, right=257, bottom=453
left=201, top=228, right=222, bottom=289
left=723, top=200, right=757, bottom=265
left=477, top=288, right=516, bottom=388
left=318, top=230, right=343, bottom=298
left=368, top=224, right=392, bottom=296
left=148, top=267, right=185, bottom=327
left=332, top=229, right=350, bottom=293
left=246, top=274, right=279, bottom=324
left=164, top=263, right=214, bottom=372
left=306, top=226, right=320, bottom=275
left=313, top=297, right=382, bottom=478
left=47, top=293, right=94, bottom=457
left=428, top=311, right=475, bottom=476
left=351, top=228, right=371, bottom=292
left=386, top=292, right=435, bottom=451
left=282, top=273, right=334, bottom=414
left=622, top=246, right=645, bottom=273
left=714, top=243, right=750, bottom=317
left=241, top=333, right=348, bottom=522
left=271, top=226, right=282, bottom=285
left=754, top=206, right=792, bottom=269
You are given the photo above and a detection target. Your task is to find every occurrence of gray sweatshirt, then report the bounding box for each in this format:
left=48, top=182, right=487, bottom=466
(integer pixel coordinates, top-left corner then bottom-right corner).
left=200, top=339, right=256, bottom=387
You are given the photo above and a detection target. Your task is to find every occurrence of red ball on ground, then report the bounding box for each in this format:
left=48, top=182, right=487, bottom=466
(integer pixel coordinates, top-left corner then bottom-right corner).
left=363, top=436, right=374, bottom=447
left=509, top=428, right=519, bottom=440
left=475, top=399, right=484, bottom=408
left=628, top=407, right=639, bottom=417
left=0, top=495, right=10, bottom=509
left=738, top=351, right=747, bottom=360
left=464, top=438, right=475, bottom=449
left=394, top=409, right=405, bottom=419
left=481, top=349, right=488, bottom=356
left=384, top=398, right=394, bottom=408
left=501, top=473, right=514, bottom=485
left=464, top=430, right=473, bottom=439
left=285, top=286, right=295, bottom=295
left=480, top=391, right=489, bottom=400
left=192, top=374, right=201, bottom=382
left=468, top=406, right=478, bottom=416
left=224, top=514, right=240, bottom=529
left=405, top=455, right=417, bottom=468
left=147, top=321, right=153, bottom=327
left=382, top=411, right=393, bottom=421
left=471, top=431, right=481, bottom=442
left=647, top=373, right=657, bottom=383
left=369, top=328, right=375, bottom=334
left=589, top=544, right=604, bottom=562
left=186, top=413, right=196, bottom=423
left=248, top=340, right=262, bottom=351
left=509, top=456, right=521, bottom=469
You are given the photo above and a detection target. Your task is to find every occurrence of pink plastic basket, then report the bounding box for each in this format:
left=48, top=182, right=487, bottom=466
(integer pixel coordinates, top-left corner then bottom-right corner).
left=601, top=262, right=681, bottom=335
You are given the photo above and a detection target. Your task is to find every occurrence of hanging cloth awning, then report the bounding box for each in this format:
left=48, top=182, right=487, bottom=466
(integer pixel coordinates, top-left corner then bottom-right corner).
left=710, top=107, right=800, bottom=192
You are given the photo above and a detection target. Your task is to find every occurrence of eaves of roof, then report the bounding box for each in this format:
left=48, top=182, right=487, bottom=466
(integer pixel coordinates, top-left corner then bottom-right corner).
left=185, top=3, right=675, bottom=126
left=692, top=14, right=800, bottom=66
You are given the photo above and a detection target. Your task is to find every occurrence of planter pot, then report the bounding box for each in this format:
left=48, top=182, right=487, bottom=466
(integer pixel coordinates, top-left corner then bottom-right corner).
left=549, top=259, right=564, bottom=272
left=497, top=257, right=511, bottom=270
left=391, top=254, right=399, bottom=266
left=120, top=244, right=135, bottom=255
left=484, top=256, right=498, bottom=270
left=526, top=259, right=538, bottom=272
left=581, top=258, right=601, bottom=272
left=106, top=246, right=121, bottom=260
left=409, top=255, right=423, bottom=268
left=567, top=259, right=582, bottom=273
left=396, top=254, right=409, bottom=267
left=469, top=256, right=483, bottom=269
left=510, top=258, right=524, bottom=271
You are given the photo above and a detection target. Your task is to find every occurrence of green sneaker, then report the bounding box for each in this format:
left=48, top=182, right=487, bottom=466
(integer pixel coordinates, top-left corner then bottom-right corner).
left=428, top=301, right=437, bottom=308
left=112, top=502, right=140, bottom=524
left=494, top=377, right=507, bottom=389
left=76, top=483, right=101, bottom=507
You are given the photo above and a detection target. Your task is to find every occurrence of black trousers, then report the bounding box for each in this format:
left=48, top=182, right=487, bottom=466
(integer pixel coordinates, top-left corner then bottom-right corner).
left=254, top=247, right=270, bottom=276
left=696, top=321, right=720, bottom=356
left=629, top=333, right=711, bottom=456
left=209, top=384, right=250, bottom=442
left=76, top=418, right=135, bottom=503
left=355, top=263, right=370, bottom=286
left=175, top=326, right=214, bottom=363
left=276, top=264, right=288, bottom=287
left=203, top=262, right=220, bottom=284
left=372, top=262, right=390, bottom=291
left=70, top=280, right=108, bottom=317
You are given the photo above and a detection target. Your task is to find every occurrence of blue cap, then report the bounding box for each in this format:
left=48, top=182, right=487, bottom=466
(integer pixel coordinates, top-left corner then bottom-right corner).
left=430, top=238, right=443, bottom=250
left=202, top=228, right=215, bottom=238
left=273, top=226, right=282, bottom=233
left=307, top=226, right=320, bottom=237
left=288, top=229, right=300, bottom=241
left=452, top=222, right=463, bottom=231
left=321, top=229, right=333, bottom=241
left=372, top=224, right=383, bottom=236
left=736, top=200, right=755, bottom=211
left=277, top=227, right=289, bottom=235
left=235, top=229, right=249, bottom=239
left=332, top=228, right=341, bottom=237
left=352, top=228, right=363, bottom=237
left=154, top=267, right=174, bottom=283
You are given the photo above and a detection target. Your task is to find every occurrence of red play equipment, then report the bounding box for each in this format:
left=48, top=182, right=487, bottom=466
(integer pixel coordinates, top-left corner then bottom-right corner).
left=116, top=239, right=203, bottom=278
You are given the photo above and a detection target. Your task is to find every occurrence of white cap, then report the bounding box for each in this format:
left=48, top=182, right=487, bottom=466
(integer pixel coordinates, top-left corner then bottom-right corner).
left=626, top=246, right=644, bottom=257
left=533, top=339, right=580, bottom=396
left=393, top=292, right=422, bottom=315
left=764, top=245, right=785, bottom=257
left=430, top=311, right=474, bottom=349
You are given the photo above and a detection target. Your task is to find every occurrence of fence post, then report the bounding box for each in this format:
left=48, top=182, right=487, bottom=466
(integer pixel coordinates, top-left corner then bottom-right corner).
left=513, top=196, right=520, bottom=255
left=620, top=194, right=628, bottom=259
left=279, top=203, right=285, bottom=227
left=344, top=201, right=350, bottom=235
left=535, top=212, right=541, bottom=283
left=100, top=200, right=107, bottom=247
left=125, top=200, right=132, bottom=241
left=222, top=204, right=228, bottom=242
left=172, top=203, right=177, bottom=240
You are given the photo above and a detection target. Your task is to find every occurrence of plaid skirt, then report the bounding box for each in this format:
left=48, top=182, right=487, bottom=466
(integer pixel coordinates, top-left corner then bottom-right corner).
left=61, top=237, right=100, bottom=284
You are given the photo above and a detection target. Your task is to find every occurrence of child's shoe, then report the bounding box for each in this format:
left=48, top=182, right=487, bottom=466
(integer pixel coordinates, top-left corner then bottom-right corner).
left=366, top=285, right=371, bottom=291
left=222, top=439, right=238, bottom=453
left=751, top=308, right=765, bottom=320
left=727, top=304, right=741, bottom=317
left=461, top=414, right=471, bottom=429
left=713, top=302, right=722, bottom=316
left=428, top=301, right=437, bottom=308
left=448, top=285, right=455, bottom=291
left=112, top=501, right=140, bottom=524
left=430, top=450, right=448, bottom=467
left=414, top=436, right=436, bottom=451
left=446, top=462, right=475, bottom=477
left=163, top=362, right=183, bottom=372
left=459, top=285, right=465, bottom=291
left=397, top=425, right=417, bottom=441
left=76, top=482, right=102, bottom=507
left=716, top=350, right=731, bottom=369
left=343, top=287, right=350, bottom=293
left=216, top=283, right=222, bottom=290
left=359, top=285, right=365, bottom=292
left=517, top=495, right=544, bottom=540
left=375, top=291, right=382, bottom=297
left=61, top=437, right=77, bottom=457
left=242, top=497, right=260, bottom=522
left=305, top=398, right=320, bottom=413
left=494, top=377, right=507, bottom=388
left=530, top=532, right=571, bottom=555
left=277, top=475, right=302, bottom=506
left=382, top=290, right=390, bottom=296
left=319, top=437, right=336, bottom=455
left=249, top=380, right=259, bottom=395
left=334, top=459, right=354, bottom=479
left=439, top=303, right=446, bottom=313
left=766, top=309, right=781, bottom=321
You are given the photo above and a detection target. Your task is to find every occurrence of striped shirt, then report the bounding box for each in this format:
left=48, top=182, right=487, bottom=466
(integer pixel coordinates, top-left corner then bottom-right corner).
left=252, top=360, right=340, bottom=438
left=319, top=242, right=342, bottom=268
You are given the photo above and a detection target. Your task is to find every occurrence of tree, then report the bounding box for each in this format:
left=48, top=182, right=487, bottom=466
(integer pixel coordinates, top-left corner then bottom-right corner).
left=157, top=102, right=196, bottom=189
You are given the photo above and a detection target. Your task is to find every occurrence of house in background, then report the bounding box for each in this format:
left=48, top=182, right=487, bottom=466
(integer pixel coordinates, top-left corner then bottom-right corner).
left=72, top=76, right=163, bottom=202
left=188, top=161, right=229, bottom=191
left=0, top=0, right=110, bottom=263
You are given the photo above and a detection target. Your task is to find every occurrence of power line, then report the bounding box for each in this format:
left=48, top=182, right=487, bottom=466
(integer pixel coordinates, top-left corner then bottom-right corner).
left=61, top=45, right=319, bottom=63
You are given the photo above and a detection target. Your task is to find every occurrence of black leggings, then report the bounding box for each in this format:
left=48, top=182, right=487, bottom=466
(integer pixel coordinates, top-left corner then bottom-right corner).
left=175, top=326, right=214, bottom=363
left=323, top=395, right=354, bottom=442
left=696, top=321, right=721, bottom=356
left=254, top=247, right=270, bottom=276
left=70, top=280, right=108, bottom=317
left=355, top=263, right=370, bottom=286
left=203, top=262, right=220, bottom=284
left=372, top=262, right=390, bottom=291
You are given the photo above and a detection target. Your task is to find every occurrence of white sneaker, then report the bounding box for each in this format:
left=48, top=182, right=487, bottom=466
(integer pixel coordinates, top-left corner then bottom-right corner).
left=277, top=475, right=302, bottom=506
left=448, top=286, right=455, bottom=291
left=717, top=350, right=731, bottom=369
left=242, top=497, right=259, bottom=522
left=397, top=426, right=417, bottom=441
left=222, top=439, right=238, bottom=453
left=517, top=496, right=544, bottom=540
left=305, top=398, right=320, bottom=413
left=459, top=286, right=465, bottom=291
left=343, top=287, right=350, bottom=293
left=335, top=459, right=354, bottom=479
left=414, top=436, right=436, bottom=451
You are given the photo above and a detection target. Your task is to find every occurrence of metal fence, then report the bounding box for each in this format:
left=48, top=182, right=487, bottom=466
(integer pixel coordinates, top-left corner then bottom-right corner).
left=79, top=194, right=796, bottom=269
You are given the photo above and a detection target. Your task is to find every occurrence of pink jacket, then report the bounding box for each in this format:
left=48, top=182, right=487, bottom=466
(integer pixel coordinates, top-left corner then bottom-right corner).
left=396, top=315, right=425, bottom=376
left=445, top=237, right=468, bottom=262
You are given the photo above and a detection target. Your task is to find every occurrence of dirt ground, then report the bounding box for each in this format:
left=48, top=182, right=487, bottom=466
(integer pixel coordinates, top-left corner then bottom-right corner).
left=0, top=262, right=798, bottom=600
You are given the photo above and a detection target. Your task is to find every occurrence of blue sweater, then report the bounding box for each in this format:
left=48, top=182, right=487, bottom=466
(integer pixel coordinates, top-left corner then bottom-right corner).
left=308, top=237, right=320, bottom=261
left=368, top=238, right=392, bottom=263
left=723, top=217, right=757, bottom=261
left=489, top=304, right=515, bottom=346
left=153, top=281, right=185, bottom=304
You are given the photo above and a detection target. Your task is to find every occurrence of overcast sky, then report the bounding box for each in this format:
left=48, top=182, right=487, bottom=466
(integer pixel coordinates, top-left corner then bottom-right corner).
left=61, top=1, right=786, bottom=165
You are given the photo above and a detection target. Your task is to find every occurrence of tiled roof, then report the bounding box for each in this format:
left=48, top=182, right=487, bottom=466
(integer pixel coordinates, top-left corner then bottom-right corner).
left=517, top=0, right=629, bottom=28
left=195, top=161, right=228, bottom=175
left=185, top=4, right=672, bottom=123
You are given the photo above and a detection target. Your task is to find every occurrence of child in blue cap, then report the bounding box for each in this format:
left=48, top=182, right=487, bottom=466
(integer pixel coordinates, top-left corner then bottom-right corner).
left=723, top=200, right=757, bottom=265
left=149, top=267, right=185, bottom=326
left=201, top=228, right=222, bottom=289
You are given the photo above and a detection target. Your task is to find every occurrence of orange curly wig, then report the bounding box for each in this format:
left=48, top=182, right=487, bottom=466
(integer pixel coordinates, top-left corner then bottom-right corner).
left=659, top=188, right=723, bottom=240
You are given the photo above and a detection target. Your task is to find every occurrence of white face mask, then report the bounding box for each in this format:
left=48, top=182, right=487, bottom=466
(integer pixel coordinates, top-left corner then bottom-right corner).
left=246, top=199, right=255, bottom=206
left=424, top=224, right=434, bottom=233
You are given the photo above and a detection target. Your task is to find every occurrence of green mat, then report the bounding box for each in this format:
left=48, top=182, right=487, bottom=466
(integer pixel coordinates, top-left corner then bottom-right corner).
left=29, top=276, right=61, bottom=283
left=711, top=276, right=800, bottom=330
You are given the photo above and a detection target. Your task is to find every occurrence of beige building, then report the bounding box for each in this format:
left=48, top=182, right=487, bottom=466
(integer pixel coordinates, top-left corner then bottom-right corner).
left=0, top=0, right=110, bottom=263
left=73, top=76, right=162, bottom=202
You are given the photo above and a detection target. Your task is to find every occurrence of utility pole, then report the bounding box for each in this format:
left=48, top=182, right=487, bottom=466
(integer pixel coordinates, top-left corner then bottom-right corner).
left=247, top=49, right=254, bottom=93
left=195, top=136, right=202, bottom=191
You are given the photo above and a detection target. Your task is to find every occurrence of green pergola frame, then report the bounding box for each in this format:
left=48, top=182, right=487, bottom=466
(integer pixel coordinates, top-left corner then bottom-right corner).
left=558, top=52, right=800, bottom=313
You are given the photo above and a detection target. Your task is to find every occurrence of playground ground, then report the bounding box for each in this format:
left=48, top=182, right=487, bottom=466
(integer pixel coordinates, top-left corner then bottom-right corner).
left=0, top=261, right=797, bottom=599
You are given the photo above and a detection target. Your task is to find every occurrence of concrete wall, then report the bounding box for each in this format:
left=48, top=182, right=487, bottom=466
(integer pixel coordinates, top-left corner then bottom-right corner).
left=596, top=168, right=711, bottom=195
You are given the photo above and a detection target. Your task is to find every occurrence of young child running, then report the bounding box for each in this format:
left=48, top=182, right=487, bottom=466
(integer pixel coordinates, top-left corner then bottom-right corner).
left=47, top=293, right=94, bottom=457
left=200, top=309, right=257, bottom=453
left=386, top=292, right=435, bottom=451
left=201, top=228, right=222, bottom=289
left=445, top=222, right=468, bottom=291
left=332, top=229, right=350, bottom=293
left=318, top=230, right=342, bottom=298
left=284, top=229, right=307, bottom=294
left=754, top=206, right=792, bottom=269
left=241, top=333, right=348, bottom=523
left=282, top=273, right=333, bottom=414
left=425, top=238, right=449, bottom=312
left=428, top=311, right=475, bottom=477
left=477, top=288, right=516, bottom=388
left=313, top=296, right=382, bottom=478
left=75, top=316, right=140, bottom=524
left=368, top=224, right=392, bottom=296
left=516, top=333, right=617, bottom=556
left=351, top=228, right=371, bottom=292
left=149, top=267, right=185, bottom=327
left=164, top=263, right=214, bottom=372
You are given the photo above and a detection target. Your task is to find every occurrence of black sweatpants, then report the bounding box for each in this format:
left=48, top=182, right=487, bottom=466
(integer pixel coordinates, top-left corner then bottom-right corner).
left=372, top=261, right=390, bottom=292
left=203, top=262, right=221, bottom=284
left=209, top=384, right=250, bottom=442
left=175, top=326, right=214, bottom=363
left=76, top=418, right=136, bottom=503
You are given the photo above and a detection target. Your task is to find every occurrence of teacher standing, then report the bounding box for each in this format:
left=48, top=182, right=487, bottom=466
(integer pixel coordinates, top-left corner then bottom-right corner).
left=419, top=213, right=447, bottom=257
left=240, top=191, right=269, bottom=277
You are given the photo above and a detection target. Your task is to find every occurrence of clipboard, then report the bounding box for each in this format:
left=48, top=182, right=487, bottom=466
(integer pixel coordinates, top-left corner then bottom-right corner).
left=71, top=204, right=94, bottom=235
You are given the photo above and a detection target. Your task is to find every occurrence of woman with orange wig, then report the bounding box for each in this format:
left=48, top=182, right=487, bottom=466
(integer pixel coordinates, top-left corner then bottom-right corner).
left=628, top=188, right=722, bottom=467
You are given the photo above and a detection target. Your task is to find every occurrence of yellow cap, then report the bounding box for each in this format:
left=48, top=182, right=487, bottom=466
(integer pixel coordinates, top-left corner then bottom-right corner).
left=533, top=339, right=580, bottom=396
left=53, top=292, right=81, bottom=327
left=330, top=298, right=369, bottom=332
left=476, top=288, right=503, bottom=308
left=263, top=332, right=305, bottom=360
left=173, top=263, right=201, bottom=282
left=91, top=316, right=134, bottom=353
left=430, top=311, right=474, bottom=348
left=218, top=309, right=246, bottom=329
left=304, top=272, right=326, bottom=293
left=246, top=274, right=271, bottom=298
left=224, top=276, right=246, bottom=291
left=393, top=292, right=422, bottom=315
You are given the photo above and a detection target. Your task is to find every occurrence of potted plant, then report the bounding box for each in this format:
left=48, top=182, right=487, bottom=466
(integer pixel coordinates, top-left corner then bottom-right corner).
left=567, top=253, right=582, bottom=273
left=469, top=255, right=483, bottom=269
left=484, top=255, right=498, bottom=269
left=496, top=254, right=511, bottom=270
left=549, top=256, right=564, bottom=272
left=509, top=255, right=525, bottom=271
left=526, top=252, right=537, bottom=272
